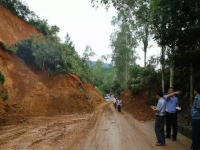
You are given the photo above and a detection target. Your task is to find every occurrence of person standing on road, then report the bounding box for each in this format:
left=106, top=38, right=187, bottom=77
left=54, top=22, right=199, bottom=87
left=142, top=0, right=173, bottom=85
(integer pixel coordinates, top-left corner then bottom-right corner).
left=113, top=97, right=117, bottom=109
left=164, top=87, right=180, bottom=141
left=151, top=90, right=166, bottom=146
left=117, top=99, right=122, bottom=112
left=187, top=87, right=200, bottom=150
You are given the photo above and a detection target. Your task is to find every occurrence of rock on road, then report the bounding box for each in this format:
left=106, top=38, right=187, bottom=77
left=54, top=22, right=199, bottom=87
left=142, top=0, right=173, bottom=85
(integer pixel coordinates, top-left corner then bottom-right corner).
left=0, top=102, right=191, bottom=150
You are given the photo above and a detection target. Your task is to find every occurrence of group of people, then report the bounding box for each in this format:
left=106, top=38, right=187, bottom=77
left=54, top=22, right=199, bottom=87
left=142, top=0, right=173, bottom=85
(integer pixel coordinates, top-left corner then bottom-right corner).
left=113, top=97, right=122, bottom=112
left=151, top=87, right=200, bottom=150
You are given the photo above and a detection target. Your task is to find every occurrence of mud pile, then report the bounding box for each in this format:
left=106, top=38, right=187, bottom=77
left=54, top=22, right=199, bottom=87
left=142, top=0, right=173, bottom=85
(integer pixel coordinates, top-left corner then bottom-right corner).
left=120, top=89, right=155, bottom=121
left=0, top=5, right=103, bottom=122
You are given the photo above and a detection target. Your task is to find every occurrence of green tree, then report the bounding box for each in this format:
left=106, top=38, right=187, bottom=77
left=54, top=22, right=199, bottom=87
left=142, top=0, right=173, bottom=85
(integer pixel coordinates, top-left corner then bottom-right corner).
left=92, top=60, right=103, bottom=86
left=151, top=0, right=200, bottom=104
left=92, top=0, right=152, bottom=67
left=111, top=18, right=137, bottom=88
left=78, top=46, right=95, bottom=83
left=33, top=39, right=61, bottom=70
left=82, top=46, right=95, bottom=65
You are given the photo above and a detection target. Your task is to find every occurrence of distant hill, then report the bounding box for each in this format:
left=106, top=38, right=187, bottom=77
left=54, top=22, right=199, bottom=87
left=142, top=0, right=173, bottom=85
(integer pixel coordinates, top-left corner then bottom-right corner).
left=89, top=61, right=112, bottom=68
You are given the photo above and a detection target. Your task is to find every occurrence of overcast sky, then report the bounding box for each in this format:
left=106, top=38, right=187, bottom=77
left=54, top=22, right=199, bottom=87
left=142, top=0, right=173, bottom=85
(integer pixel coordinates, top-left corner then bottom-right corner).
left=24, top=0, right=160, bottom=66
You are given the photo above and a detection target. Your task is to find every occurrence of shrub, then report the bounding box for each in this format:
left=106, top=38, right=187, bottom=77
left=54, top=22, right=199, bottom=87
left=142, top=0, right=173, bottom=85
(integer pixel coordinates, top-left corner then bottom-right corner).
left=0, top=70, right=5, bottom=84
left=2, top=94, right=8, bottom=101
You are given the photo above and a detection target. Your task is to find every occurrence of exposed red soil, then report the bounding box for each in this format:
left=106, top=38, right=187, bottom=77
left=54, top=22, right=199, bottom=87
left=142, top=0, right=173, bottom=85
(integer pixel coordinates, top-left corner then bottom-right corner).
left=120, top=89, right=155, bottom=121
left=0, top=4, right=104, bottom=125
left=0, top=48, right=103, bottom=123
left=0, top=5, right=39, bottom=45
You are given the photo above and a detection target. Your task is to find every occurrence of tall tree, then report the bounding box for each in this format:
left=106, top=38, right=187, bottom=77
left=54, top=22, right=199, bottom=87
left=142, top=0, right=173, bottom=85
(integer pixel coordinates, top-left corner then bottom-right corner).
left=92, top=60, right=103, bottom=86
left=170, top=67, right=174, bottom=88
left=82, top=45, right=95, bottom=66
left=111, top=18, right=137, bottom=88
left=161, top=46, right=165, bottom=93
left=92, top=0, right=152, bottom=67
left=151, top=0, right=200, bottom=102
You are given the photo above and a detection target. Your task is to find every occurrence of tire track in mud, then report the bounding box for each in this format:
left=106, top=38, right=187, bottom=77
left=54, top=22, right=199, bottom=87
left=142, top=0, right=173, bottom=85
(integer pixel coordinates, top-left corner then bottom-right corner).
left=0, top=103, right=191, bottom=150
left=82, top=102, right=122, bottom=150
left=80, top=102, right=191, bottom=150
left=0, top=114, right=94, bottom=150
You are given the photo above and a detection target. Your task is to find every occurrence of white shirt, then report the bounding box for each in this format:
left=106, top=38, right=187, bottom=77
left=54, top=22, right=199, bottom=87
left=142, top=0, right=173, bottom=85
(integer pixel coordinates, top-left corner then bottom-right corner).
left=117, top=99, right=122, bottom=106
left=113, top=98, right=116, bottom=103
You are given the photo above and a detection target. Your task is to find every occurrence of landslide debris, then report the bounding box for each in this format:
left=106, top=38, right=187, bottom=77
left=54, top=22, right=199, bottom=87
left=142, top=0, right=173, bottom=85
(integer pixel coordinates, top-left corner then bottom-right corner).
left=120, top=89, right=155, bottom=121
left=0, top=4, right=104, bottom=125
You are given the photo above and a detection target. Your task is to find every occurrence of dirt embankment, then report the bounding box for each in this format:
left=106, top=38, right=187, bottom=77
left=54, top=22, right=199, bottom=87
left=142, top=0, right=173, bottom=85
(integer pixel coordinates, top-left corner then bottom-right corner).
left=0, top=5, right=104, bottom=124
left=120, top=89, right=155, bottom=121
left=0, top=5, right=39, bottom=45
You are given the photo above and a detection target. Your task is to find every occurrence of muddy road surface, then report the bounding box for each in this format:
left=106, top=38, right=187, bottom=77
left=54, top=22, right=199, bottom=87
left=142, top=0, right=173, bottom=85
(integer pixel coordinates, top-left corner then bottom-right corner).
left=0, top=102, right=191, bottom=150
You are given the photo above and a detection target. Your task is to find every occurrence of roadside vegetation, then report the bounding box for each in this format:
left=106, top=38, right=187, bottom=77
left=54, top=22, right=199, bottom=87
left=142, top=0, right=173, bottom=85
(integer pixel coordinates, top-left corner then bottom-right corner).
left=92, top=0, right=200, bottom=137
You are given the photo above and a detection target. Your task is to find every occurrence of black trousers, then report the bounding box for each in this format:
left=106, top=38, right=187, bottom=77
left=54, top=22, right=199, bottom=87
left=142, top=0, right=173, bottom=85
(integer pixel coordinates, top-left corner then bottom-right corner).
left=166, top=112, right=178, bottom=139
left=155, top=115, right=165, bottom=145
left=191, top=119, right=200, bottom=150
left=118, top=105, right=121, bottom=112
left=114, top=103, right=117, bottom=109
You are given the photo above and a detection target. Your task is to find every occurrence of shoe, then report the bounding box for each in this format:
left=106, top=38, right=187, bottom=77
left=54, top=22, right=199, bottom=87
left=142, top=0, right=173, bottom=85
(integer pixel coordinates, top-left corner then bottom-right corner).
left=155, top=143, right=165, bottom=146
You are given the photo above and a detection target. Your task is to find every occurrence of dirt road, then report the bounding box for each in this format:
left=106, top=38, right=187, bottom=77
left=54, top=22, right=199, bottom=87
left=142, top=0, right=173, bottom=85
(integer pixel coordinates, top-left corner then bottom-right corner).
left=0, top=102, right=191, bottom=150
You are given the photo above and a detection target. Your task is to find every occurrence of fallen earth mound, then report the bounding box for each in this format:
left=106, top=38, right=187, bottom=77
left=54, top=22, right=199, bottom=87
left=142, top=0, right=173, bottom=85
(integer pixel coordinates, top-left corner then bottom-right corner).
left=120, top=89, right=155, bottom=121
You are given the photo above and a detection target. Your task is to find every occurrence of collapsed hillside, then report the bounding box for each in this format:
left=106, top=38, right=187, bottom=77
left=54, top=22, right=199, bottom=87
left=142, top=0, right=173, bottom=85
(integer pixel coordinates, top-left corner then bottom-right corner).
left=120, top=89, right=155, bottom=121
left=0, top=5, right=39, bottom=45
left=0, top=49, right=103, bottom=115
left=0, top=5, right=103, bottom=123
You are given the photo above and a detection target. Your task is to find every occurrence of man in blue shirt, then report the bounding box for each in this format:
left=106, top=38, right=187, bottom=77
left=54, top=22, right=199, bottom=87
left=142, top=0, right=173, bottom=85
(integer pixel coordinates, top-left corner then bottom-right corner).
left=189, top=87, right=200, bottom=150
left=151, top=90, right=166, bottom=146
left=164, top=87, right=180, bottom=141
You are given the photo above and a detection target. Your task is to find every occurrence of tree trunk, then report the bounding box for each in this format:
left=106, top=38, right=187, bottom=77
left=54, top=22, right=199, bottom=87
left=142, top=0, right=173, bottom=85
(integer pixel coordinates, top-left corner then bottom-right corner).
left=161, top=46, right=165, bottom=93
left=190, top=66, right=194, bottom=107
left=143, top=27, right=148, bottom=67
left=125, top=52, right=128, bottom=88
left=144, top=50, right=147, bottom=67
left=170, top=67, right=174, bottom=88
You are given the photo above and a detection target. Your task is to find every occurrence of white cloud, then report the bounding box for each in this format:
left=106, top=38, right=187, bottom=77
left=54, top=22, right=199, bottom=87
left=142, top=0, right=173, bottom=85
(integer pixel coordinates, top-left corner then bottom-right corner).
left=24, top=0, right=116, bottom=60
left=24, top=0, right=160, bottom=66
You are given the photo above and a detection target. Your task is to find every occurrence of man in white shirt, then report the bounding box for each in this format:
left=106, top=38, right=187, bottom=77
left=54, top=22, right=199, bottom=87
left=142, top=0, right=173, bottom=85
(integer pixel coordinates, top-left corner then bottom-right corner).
left=117, top=99, right=122, bottom=112
left=113, top=97, right=117, bottom=109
